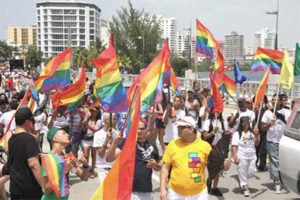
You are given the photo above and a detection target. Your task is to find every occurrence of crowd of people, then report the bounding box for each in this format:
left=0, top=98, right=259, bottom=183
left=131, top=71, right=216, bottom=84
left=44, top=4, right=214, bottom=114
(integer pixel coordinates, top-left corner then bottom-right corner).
left=0, top=68, right=295, bottom=200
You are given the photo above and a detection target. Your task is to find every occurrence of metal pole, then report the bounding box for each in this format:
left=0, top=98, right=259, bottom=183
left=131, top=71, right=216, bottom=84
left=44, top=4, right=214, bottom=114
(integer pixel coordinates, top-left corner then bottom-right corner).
left=275, top=0, right=279, bottom=50
left=143, top=32, right=145, bottom=68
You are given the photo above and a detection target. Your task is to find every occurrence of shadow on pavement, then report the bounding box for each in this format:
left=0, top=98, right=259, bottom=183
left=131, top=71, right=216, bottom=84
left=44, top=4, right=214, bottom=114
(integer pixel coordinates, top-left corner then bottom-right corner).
left=69, top=176, right=83, bottom=186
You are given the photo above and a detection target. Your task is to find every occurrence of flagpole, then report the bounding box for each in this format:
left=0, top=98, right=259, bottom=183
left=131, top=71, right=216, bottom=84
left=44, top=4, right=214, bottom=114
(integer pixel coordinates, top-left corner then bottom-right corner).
left=257, top=102, right=263, bottom=124
left=273, top=84, right=281, bottom=114
left=194, top=53, right=198, bottom=83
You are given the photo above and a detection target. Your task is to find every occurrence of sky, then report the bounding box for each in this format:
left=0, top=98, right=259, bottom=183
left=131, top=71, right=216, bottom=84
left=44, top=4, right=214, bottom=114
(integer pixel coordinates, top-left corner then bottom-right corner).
left=0, top=0, right=299, bottom=48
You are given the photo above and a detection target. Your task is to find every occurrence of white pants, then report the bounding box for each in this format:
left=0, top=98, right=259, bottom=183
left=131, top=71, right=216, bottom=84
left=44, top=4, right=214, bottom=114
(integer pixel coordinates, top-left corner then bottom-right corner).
left=131, top=192, right=153, bottom=200
left=237, top=157, right=257, bottom=187
left=168, top=188, right=208, bottom=200
left=97, top=168, right=110, bottom=184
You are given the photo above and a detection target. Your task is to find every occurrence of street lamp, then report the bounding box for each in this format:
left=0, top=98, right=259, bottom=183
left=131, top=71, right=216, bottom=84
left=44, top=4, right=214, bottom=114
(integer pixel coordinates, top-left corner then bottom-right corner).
left=266, top=0, right=279, bottom=50
left=138, top=35, right=145, bottom=68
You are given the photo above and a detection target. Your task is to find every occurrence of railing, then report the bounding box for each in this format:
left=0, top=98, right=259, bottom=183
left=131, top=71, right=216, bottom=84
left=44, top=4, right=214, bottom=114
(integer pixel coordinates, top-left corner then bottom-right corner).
left=82, top=71, right=300, bottom=104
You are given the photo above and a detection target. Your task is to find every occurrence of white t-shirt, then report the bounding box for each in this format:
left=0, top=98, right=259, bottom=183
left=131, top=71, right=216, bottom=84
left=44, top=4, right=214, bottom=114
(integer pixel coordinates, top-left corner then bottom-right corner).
left=203, top=119, right=224, bottom=145
left=163, top=109, right=186, bottom=143
left=261, top=109, right=290, bottom=144
left=34, top=112, right=47, bottom=131
left=53, top=114, right=70, bottom=128
left=93, top=128, right=119, bottom=169
left=0, top=110, right=16, bottom=132
left=231, top=131, right=256, bottom=159
left=198, top=106, right=207, bottom=130
left=231, top=109, right=255, bottom=130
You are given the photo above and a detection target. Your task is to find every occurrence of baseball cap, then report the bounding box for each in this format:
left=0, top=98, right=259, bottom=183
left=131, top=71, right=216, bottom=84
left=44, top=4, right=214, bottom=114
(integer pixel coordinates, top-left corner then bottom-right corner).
left=246, top=98, right=252, bottom=104
left=187, top=88, right=194, bottom=93
left=174, top=116, right=197, bottom=129
left=15, top=106, right=33, bottom=125
left=47, top=126, right=70, bottom=142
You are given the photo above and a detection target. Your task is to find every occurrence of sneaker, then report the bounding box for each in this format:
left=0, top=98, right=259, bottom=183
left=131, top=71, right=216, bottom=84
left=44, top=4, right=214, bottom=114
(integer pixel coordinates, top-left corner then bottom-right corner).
left=275, top=184, right=281, bottom=194
left=244, top=189, right=249, bottom=197
left=210, top=188, right=223, bottom=197
left=206, top=181, right=212, bottom=193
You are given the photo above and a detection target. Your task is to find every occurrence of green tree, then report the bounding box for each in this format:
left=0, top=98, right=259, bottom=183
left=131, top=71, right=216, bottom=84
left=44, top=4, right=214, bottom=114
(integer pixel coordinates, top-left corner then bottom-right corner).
left=25, top=45, right=43, bottom=69
left=198, top=57, right=214, bottom=71
left=170, top=57, right=189, bottom=76
left=109, top=1, right=161, bottom=73
left=0, top=40, right=17, bottom=60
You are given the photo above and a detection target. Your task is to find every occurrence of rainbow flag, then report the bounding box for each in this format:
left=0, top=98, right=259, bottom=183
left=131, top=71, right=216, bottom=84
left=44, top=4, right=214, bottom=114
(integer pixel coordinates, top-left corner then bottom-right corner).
left=196, top=19, right=219, bottom=59
left=92, top=87, right=141, bottom=200
left=209, top=68, right=223, bottom=113
left=0, top=87, right=32, bottom=147
left=33, top=47, right=72, bottom=103
left=163, top=57, right=181, bottom=95
left=41, top=154, right=69, bottom=197
left=91, top=36, right=128, bottom=113
left=251, top=47, right=284, bottom=74
left=128, top=40, right=170, bottom=113
left=213, top=49, right=236, bottom=97
left=50, top=64, right=86, bottom=112
left=253, top=66, right=270, bottom=111
left=0, top=61, right=8, bottom=67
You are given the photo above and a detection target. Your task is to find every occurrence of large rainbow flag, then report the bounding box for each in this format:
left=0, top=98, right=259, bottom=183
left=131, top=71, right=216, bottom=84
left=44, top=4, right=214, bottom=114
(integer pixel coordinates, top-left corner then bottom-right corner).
left=163, top=57, right=181, bottom=95
left=50, top=64, right=86, bottom=112
left=92, top=86, right=141, bottom=200
left=127, top=40, right=170, bottom=113
left=33, top=47, right=72, bottom=103
left=213, top=49, right=236, bottom=97
left=251, top=47, right=284, bottom=74
left=91, top=36, right=128, bottom=113
left=41, top=154, right=69, bottom=198
left=196, top=19, right=219, bottom=59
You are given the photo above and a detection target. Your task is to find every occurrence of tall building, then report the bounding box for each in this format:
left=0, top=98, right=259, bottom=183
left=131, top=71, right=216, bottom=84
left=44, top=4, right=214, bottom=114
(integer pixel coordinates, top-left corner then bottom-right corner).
left=155, top=15, right=177, bottom=55
left=224, top=31, right=244, bottom=64
left=100, top=19, right=110, bottom=48
left=254, top=28, right=276, bottom=51
left=36, top=0, right=101, bottom=58
left=6, top=26, right=37, bottom=47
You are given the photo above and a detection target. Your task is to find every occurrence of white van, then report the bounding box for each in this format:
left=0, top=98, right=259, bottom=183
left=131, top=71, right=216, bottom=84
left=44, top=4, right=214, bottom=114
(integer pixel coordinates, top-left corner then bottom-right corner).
left=279, top=100, right=300, bottom=194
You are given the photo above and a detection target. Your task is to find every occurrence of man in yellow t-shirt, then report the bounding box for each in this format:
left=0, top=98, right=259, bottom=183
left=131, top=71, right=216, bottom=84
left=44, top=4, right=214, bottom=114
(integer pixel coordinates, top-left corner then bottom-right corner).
left=160, top=116, right=231, bottom=200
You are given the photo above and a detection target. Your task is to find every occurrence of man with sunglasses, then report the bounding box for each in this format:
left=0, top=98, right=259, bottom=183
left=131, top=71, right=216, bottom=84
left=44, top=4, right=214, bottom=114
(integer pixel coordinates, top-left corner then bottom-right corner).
left=7, top=106, right=43, bottom=199
left=160, top=116, right=231, bottom=200
left=107, top=119, right=161, bottom=200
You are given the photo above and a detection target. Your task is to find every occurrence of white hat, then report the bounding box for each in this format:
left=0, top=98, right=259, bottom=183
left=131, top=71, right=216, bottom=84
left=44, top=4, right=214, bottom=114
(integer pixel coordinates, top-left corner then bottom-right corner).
left=174, top=116, right=197, bottom=129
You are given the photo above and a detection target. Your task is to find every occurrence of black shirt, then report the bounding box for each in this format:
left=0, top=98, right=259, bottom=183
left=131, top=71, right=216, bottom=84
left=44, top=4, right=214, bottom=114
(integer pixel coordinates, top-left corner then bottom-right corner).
left=119, top=139, right=159, bottom=192
left=8, top=132, right=43, bottom=199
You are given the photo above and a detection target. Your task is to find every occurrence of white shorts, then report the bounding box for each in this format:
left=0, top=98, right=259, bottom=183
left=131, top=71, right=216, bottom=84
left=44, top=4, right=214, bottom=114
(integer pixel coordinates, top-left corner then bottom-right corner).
left=168, top=188, right=208, bottom=200
left=131, top=192, right=153, bottom=200
left=83, top=140, right=93, bottom=147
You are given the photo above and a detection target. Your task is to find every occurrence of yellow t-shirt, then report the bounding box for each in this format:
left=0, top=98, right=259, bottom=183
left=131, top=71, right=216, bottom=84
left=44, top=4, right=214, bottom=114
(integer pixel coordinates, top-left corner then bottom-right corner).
left=162, top=137, right=212, bottom=196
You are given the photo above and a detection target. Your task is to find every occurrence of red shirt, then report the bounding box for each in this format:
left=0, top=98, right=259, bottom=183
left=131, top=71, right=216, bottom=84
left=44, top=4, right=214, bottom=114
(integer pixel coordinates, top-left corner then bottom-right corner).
left=6, top=78, right=14, bottom=89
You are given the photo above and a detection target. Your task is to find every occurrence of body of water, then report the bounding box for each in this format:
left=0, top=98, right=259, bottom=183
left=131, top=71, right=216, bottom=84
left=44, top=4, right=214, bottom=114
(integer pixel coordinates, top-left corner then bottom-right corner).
left=198, top=71, right=300, bottom=83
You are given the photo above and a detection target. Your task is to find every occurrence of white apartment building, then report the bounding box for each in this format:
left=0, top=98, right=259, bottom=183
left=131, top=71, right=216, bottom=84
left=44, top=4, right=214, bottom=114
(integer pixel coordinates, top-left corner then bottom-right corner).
left=100, top=19, right=110, bottom=48
left=224, top=31, right=244, bottom=64
left=254, top=28, right=276, bottom=51
left=155, top=15, right=177, bottom=55
left=36, top=0, right=101, bottom=58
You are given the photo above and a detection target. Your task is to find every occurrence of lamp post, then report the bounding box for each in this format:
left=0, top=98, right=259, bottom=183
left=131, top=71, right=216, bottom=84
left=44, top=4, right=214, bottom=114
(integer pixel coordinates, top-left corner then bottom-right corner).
left=266, top=0, right=279, bottom=50
left=138, top=34, right=145, bottom=68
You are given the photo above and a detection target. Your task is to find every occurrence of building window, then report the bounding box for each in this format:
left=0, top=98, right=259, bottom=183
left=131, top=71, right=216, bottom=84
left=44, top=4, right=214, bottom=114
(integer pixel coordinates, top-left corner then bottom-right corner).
left=52, top=22, right=63, bottom=27
left=45, top=47, right=48, bottom=51
left=90, top=29, right=94, bottom=34
left=80, top=22, right=85, bottom=27
left=51, top=16, right=63, bottom=21
left=52, top=34, right=63, bottom=39
left=79, top=10, right=85, bottom=15
left=89, top=10, right=94, bottom=15
left=72, top=41, right=77, bottom=46
left=37, top=10, right=40, bottom=15
left=64, top=10, right=76, bottom=14
left=80, top=35, right=85, bottom=40
left=90, top=23, right=94, bottom=28
left=43, top=9, right=47, bottom=14
left=51, top=9, right=63, bottom=14
left=80, top=16, right=85, bottom=21
left=80, top=29, right=85, bottom=33
left=90, top=17, right=94, bottom=21
left=44, top=41, right=48, bottom=45
left=44, top=22, right=47, bottom=27
left=80, top=41, right=85, bottom=46
left=90, top=35, right=94, bottom=40
left=38, top=16, right=40, bottom=21
left=44, top=16, right=47, bottom=20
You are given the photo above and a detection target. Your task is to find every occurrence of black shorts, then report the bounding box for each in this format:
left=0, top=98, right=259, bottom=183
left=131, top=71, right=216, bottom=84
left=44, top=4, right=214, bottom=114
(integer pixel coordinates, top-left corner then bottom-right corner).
left=155, top=119, right=164, bottom=128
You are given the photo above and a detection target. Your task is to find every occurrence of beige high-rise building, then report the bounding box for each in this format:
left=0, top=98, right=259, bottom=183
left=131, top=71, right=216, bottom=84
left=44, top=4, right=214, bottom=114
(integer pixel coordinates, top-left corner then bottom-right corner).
left=6, top=26, right=37, bottom=47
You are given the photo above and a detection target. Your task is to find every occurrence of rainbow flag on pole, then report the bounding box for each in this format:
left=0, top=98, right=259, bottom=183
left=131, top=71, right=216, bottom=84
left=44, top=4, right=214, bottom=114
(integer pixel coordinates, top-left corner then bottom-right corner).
left=196, top=19, right=219, bottom=59
left=33, top=47, right=72, bottom=103
left=91, top=36, right=128, bottom=113
left=128, top=40, right=170, bottom=113
left=163, top=57, right=181, bottom=95
left=50, top=64, right=86, bottom=112
left=250, top=47, right=284, bottom=74
left=41, top=154, right=69, bottom=198
left=92, top=86, right=141, bottom=200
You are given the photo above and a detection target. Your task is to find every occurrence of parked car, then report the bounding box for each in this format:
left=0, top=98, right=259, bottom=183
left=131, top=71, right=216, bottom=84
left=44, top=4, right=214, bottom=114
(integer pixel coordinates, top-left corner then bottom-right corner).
left=279, top=100, right=300, bottom=194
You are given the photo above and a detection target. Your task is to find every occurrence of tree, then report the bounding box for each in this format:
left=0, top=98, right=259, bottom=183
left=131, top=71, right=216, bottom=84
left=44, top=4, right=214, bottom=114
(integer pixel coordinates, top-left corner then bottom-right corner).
left=24, top=45, right=43, bottom=69
left=170, top=57, right=189, bottom=77
left=198, top=57, right=214, bottom=71
left=109, top=1, right=161, bottom=73
left=0, top=40, right=17, bottom=60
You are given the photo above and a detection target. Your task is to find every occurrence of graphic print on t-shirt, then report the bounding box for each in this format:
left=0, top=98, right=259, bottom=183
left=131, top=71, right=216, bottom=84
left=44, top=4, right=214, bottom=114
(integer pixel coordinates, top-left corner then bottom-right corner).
left=137, top=143, right=154, bottom=162
left=188, top=152, right=201, bottom=183
left=241, top=132, right=254, bottom=145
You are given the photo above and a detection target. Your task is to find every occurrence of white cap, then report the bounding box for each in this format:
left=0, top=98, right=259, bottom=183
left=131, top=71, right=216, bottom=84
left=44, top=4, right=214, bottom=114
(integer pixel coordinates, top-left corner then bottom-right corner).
left=174, top=116, right=197, bottom=129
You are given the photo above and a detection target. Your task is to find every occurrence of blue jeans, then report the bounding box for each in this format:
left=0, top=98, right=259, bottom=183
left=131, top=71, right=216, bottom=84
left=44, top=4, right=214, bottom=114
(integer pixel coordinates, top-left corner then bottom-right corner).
left=266, top=141, right=280, bottom=181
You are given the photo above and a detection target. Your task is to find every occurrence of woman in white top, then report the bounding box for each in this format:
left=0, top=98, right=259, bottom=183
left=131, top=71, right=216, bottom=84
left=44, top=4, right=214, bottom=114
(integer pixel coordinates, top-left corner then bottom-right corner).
left=231, top=116, right=259, bottom=197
